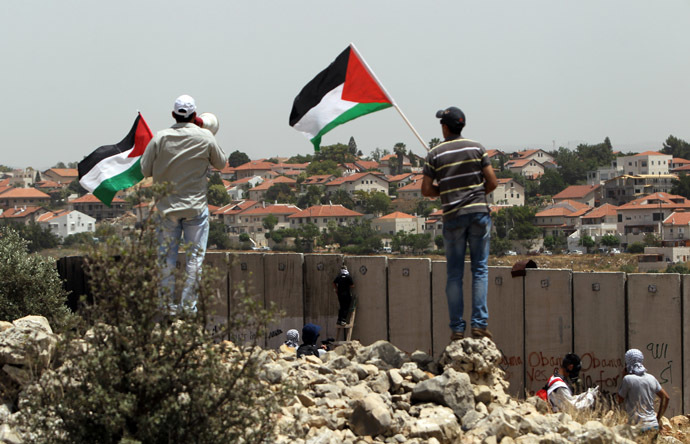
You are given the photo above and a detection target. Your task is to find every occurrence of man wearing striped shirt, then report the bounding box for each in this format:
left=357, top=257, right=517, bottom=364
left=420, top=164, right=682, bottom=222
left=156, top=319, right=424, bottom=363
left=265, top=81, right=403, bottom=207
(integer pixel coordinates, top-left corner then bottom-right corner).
left=422, top=107, right=498, bottom=341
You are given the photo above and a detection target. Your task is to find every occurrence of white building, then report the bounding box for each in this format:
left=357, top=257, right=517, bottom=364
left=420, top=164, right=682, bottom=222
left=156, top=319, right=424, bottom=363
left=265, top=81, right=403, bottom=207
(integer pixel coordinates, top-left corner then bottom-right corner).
left=371, top=211, right=425, bottom=236
left=617, top=151, right=672, bottom=176
left=37, top=210, right=96, bottom=239
left=487, top=178, right=524, bottom=206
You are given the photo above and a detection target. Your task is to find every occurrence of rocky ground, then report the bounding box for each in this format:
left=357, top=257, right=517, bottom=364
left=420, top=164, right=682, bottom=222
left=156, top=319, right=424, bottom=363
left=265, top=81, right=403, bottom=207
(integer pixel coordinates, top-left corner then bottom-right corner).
left=1, top=315, right=689, bottom=443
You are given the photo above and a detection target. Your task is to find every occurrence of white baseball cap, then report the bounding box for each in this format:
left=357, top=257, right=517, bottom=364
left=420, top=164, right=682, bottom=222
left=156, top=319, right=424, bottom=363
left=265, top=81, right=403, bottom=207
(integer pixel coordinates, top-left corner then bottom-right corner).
left=173, top=95, right=197, bottom=117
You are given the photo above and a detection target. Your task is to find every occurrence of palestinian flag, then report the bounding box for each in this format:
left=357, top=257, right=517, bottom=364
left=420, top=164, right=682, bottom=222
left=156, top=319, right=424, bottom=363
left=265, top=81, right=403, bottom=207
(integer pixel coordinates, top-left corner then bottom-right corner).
left=289, top=44, right=393, bottom=151
left=78, top=114, right=153, bottom=206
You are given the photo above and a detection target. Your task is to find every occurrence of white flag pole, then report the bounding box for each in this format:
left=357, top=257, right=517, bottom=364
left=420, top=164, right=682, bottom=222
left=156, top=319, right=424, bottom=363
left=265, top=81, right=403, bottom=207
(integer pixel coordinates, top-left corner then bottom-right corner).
left=349, top=43, right=429, bottom=152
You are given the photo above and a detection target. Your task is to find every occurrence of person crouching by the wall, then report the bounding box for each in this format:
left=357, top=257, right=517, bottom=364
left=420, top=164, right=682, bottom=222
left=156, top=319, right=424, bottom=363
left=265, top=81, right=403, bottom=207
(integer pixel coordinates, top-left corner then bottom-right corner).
left=547, top=353, right=599, bottom=412
left=297, top=323, right=326, bottom=358
left=279, top=329, right=299, bottom=354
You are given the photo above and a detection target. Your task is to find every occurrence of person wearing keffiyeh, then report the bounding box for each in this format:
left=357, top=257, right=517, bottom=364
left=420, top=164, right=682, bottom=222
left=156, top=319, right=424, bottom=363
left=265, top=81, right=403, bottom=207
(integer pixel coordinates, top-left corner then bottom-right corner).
left=617, top=349, right=670, bottom=431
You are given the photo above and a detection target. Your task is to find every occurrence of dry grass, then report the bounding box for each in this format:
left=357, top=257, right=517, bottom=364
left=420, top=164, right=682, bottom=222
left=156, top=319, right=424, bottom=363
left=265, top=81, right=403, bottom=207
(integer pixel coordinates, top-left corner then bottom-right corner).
left=490, top=252, right=639, bottom=272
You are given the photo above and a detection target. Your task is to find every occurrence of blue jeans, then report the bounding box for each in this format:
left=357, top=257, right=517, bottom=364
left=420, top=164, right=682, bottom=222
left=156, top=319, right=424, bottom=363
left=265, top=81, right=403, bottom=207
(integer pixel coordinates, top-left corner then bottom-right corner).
left=443, top=212, right=491, bottom=333
left=157, top=208, right=210, bottom=312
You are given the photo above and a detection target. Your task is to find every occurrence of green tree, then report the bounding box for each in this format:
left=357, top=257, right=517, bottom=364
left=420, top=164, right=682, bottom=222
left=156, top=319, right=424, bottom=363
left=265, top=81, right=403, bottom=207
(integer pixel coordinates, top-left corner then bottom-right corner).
left=537, top=169, right=566, bottom=196
left=286, top=153, right=314, bottom=164
left=370, top=148, right=383, bottom=162
left=627, top=242, right=645, bottom=254
left=306, top=159, right=341, bottom=177
left=262, top=214, right=278, bottom=232
left=543, top=235, right=557, bottom=250
left=208, top=172, right=224, bottom=187
left=643, top=233, right=662, bottom=247
left=490, top=236, right=512, bottom=256
left=661, top=135, right=690, bottom=160
left=62, top=232, right=97, bottom=247
left=297, top=185, right=323, bottom=209
left=492, top=206, right=540, bottom=240
left=348, top=136, right=358, bottom=156
left=428, top=138, right=441, bottom=150
left=600, top=234, right=620, bottom=248
left=671, top=173, right=690, bottom=199
left=580, top=235, right=595, bottom=253
left=328, top=189, right=355, bottom=209
left=1, top=221, right=60, bottom=253
left=0, top=226, right=72, bottom=331
left=665, top=263, right=690, bottom=274
left=227, top=150, right=251, bottom=167
left=393, top=142, right=407, bottom=176
left=355, top=190, right=391, bottom=216
left=207, top=220, right=231, bottom=249
left=434, top=235, right=444, bottom=250
left=239, top=233, right=250, bottom=242
left=67, top=178, right=88, bottom=197
left=53, top=161, right=67, bottom=168
left=208, top=184, right=231, bottom=207
left=0, top=164, right=13, bottom=173
left=264, top=183, right=294, bottom=204
left=314, top=143, right=356, bottom=164
left=332, top=220, right=381, bottom=254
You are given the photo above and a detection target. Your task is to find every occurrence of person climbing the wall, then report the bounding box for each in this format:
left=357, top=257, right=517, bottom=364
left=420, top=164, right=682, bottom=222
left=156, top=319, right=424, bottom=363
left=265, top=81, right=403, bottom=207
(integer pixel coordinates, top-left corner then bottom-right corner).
left=333, top=265, right=354, bottom=326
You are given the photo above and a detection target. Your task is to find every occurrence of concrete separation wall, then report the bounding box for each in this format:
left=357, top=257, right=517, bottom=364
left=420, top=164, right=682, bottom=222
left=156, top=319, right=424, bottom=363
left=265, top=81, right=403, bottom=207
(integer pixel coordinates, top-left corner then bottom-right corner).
left=263, top=253, right=304, bottom=350
left=573, top=272, right=626, bottom=399
left=344, top=256, right=388, bottom=345
left=627, top=273, right=682, bottom=417
left=227, top=252, right=265, bottom=347
left=388, top=258, right=432, bottom=355
left=304, top=254, right=343, bottom=341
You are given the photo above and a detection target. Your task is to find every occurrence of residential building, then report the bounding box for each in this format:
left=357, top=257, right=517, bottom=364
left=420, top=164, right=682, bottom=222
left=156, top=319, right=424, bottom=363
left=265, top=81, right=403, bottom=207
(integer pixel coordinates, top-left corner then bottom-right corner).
left=234, top=160, right=276, bottom=180
left=670, top=158, right=690, bottom=172
left=37, top=210, right=96, bottom=239
left=397, top=178, right=424, bottom=200
left=553, top=184, right=600, bottom=207
left=511, top=149, right=554, bottom=163
left=238, top=203, right=301, bottom=236
left=288, top=204, right=364, bottom=232
left=379, top=154, right=411, bottom=175
left=0, top=205, right=49, bottom=224
left=617, top=151, right=671, bottom=176
left=272, top=162, right=309, bottom=176
left=354, top=160, right=379, bottom=172
left=212, top=200, right=260, bottom=232
left=616, top=192, right=690, bottom=245
left=579, top=203, right=619, bottom=239
left=601, top=174, right=678, bottom=206
left=8, top=167, right=41, bottom=187
left=487, top=178, right=524, bottom=206
left=387, top=173, right=415, bottom=189
left=0, top=187, right=51, bottom=209
left=324, top=172, right=389, bottom=197
left=42, top=168, right=78, bottom=185
left=69, top=194, right=129, bottom=221
left=247, top=176, right=297, bottom=202
left=300, top=174, right=335, bottom=193
left=586, top=164, right=623, bottom=185
left=503, top=158, right=544, bottom=179
left=534, top=200, right=590, bottom=237
left=371, top=211, right=424, bottom=236
left=337, top=163, right=360, bottom=176
left=638, top=247, right=690, bottom=272
left=215, top=162, right=236, bottom=181
left=661, top=211, right=690, bottom=247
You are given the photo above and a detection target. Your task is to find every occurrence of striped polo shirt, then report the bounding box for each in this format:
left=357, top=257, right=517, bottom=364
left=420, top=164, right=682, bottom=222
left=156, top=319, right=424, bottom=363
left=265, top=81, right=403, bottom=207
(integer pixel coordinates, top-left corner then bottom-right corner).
left=422, top=136, right=490, bottom=221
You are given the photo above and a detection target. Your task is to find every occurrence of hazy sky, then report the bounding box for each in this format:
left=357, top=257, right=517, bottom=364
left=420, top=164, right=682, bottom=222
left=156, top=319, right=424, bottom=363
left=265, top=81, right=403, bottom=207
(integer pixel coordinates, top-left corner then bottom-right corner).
left=2, top=1, right=689, bottom=170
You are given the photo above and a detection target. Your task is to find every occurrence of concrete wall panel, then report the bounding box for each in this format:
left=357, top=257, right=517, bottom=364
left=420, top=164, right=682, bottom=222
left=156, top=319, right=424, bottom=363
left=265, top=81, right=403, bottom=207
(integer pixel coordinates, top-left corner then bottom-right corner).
left=524, top=269, right=572, bottom=394
left=388, top=258, right=432, bottom=354
left=573, top=272, right=626, bottom=397
left=203, top=252, right=230, bottom=340
left=431, top=262, right=472, bottom=358
left=488, top=267, right=525, bottom=398
left=344, top=256, right=388, bottom=345
left=681, top=274, right=690, bottom=413
left=227, top=253, right=265, bottom=347
left=263, top=253, right=304, bottom=350
left=627, top=273, right=682, bottom=416
left=304, top=254, right=343, bottom=341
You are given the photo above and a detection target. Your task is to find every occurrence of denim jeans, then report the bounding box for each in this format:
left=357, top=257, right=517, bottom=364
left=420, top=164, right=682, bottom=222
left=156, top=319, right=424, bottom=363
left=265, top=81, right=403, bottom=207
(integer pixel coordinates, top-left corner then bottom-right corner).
left=443, top=212, right=491, bottom=333
left=157, top=208, right=209, bottom=312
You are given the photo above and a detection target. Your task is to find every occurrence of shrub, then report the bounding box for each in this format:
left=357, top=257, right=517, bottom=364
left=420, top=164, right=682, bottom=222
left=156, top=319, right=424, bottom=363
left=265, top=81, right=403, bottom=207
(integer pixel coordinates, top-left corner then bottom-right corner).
left=665, top=263, right=690, bottom=274
left=62, top=231, right=97, bottom=247
left=0, top=226, right=72, bottom=331
left=627, top=242, right=645, bottom=254
left=16, top=221, right=299, bottom=443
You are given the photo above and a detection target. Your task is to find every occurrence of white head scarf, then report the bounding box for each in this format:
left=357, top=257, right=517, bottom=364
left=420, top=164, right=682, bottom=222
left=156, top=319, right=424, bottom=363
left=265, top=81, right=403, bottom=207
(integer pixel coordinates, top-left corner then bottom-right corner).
left=625, top=349, right=647, bottom=376
left=285, top=329, right=299, bottom=348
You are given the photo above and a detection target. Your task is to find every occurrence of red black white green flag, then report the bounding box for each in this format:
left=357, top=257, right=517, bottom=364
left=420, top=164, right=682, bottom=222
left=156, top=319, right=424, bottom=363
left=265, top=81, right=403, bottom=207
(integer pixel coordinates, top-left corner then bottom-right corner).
left=289, top=44, right=393, bottom=151
left=78, top=113, right=153, bottom=206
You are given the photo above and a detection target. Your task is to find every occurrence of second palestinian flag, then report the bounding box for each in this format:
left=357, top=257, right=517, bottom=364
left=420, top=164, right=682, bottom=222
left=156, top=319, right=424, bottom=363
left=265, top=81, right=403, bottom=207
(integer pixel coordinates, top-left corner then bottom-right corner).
left=78, top=114, right=153, bottom=206
left=290, top=45, right=393, bottom=151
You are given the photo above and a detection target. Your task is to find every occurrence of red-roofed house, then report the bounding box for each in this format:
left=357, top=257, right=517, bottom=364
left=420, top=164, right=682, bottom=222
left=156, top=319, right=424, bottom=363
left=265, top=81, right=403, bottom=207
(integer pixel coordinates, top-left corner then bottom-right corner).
left=617, top=152, right=671, bottom=176
left=487, top=178, right=524, bottom=206
left=580, top=203, right=619, bottom=238
left=0, top=205, right=49, bottom=224
left=534, top=200, right=591, bottom=237
left=300, top=175, right=335, bottom=193
left=371, top=211, right=423, bottom=236
left=387, top=173, right=415, bottom=189
left=42, top=168, right=79, bottom=184
left=212, top=200, right=261, bottom=231
left=379, top=154, right=412, bottom=175
left=504, top=158, right=544, bottom=179
left=512, top=149, right=554, bottom=163
left=0, top=187, right=51, bottom=209
left=8, top=167, right=41, bottom=187
left=247, top=176, right=297, bottom=202
left=553, top=184, right=600, bottom=207
left=354, top=160, right=380, bottom=171
left=671, top=158, right=690, bottom=171
left=662, top=211, right=690, bottom=246
left=272, top=162, right=309, bottom=175
left=616, top=192, right=690, bottom=243
left=288, top=205, right=363, bottom=232
left=69, top=193, right=129, bottom=221
left=234, top=160, right=277, bottom=179
left=601, top=174, right=678, bottom=206
left=238, top=203, right=302, bottom=236
left=397, top=178, right=424, bottom=200
left=37, top=209, right=96, bottom=238
left=324, top=172, right=388, bottom=197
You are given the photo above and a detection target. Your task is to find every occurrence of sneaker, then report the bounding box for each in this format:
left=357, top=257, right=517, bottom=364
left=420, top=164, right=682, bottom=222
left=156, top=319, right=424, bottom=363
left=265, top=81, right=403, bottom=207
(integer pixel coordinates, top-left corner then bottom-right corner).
left=471, top=327, right=493, bottom=339
left=450, top=331, right=464, bottom=341
left=337, top=320, right=347, bottom=326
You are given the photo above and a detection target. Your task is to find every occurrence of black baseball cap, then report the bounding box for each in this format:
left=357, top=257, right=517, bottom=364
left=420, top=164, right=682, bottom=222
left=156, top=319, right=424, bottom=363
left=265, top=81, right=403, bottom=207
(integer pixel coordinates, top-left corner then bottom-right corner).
left=436, top=106, right=466, bottom=127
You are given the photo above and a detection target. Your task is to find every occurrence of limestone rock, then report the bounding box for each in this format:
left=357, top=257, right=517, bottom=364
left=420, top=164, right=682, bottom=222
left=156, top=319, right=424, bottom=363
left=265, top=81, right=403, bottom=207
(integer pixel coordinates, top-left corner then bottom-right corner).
left=410, top=368, right=474, bottom=419
left=355, top=341, right=408, bottom=370
left=349, top=393, right=394, bottom=437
